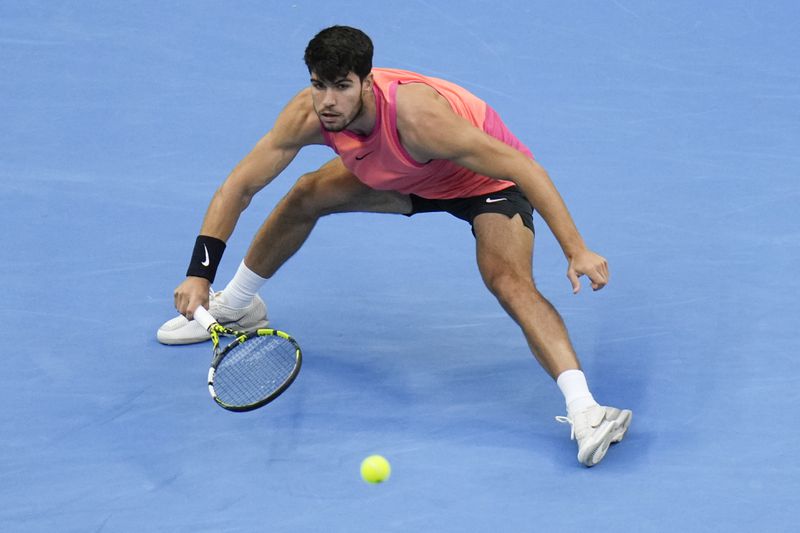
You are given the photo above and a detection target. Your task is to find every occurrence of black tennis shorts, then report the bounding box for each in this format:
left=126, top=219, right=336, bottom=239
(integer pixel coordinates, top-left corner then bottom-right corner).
left=407, top=185, right=534, bottom=235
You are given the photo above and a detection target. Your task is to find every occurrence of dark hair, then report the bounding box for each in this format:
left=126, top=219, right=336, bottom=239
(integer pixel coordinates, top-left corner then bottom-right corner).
left=304, top=26, right=373, bottom=82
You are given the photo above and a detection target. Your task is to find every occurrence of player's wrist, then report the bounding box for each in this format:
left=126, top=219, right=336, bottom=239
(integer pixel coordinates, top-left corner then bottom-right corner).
left=562, top=241, right=588, bottom=261
left=186, top=235, right=226, bottom=283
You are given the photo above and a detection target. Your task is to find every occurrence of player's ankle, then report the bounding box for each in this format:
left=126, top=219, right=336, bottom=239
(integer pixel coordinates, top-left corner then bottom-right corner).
left=567, top=396, right=598, bottom=415
left=222, top=261, right=267, bottom=308
left=556, top=369, right=597, bottom=415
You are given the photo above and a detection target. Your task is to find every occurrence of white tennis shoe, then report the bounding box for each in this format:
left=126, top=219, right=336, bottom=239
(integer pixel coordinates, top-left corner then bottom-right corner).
left=556, top=404, right=632, bottom=467
left=156, top=290, right=269, bottom=345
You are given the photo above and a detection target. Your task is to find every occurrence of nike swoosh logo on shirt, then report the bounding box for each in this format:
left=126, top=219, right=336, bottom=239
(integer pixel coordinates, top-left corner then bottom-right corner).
left=201, top=245, right=210, bottom=267
left=485, top=197, right=508, bottom=203
left=355, top=151, right=373, bottom=160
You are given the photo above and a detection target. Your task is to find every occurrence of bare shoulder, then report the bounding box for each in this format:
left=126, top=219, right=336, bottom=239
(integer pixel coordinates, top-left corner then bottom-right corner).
left=271, top=87, right=325, bottom=148
left=395, top=82, right=452, bottom=129
left=394, top=82, right=472, bottom=160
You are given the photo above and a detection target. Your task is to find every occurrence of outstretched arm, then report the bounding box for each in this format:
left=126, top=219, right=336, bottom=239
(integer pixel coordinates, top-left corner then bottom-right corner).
left=175, top=89, right=324, bottom=318
left=395, top=84, right=609, bottom=293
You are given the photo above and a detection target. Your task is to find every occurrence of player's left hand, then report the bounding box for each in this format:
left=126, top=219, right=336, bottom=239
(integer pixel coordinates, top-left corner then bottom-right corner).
left=567, top=249, right=609, bottom=294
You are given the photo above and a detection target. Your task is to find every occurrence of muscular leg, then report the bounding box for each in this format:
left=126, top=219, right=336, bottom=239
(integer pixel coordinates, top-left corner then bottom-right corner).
left=244, top=157, right=412, bottom=278
left=473, top=212, right=581, bottom=379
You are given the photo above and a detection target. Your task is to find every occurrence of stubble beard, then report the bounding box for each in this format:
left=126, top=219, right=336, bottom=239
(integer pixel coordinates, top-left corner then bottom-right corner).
left=319, top=94, right=365, bottom=133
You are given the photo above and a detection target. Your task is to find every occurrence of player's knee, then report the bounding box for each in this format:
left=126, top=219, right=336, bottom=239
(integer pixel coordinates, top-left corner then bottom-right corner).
left=285, top=172, right=328, bottom=216
left=484, top=270, right=537, bottom=304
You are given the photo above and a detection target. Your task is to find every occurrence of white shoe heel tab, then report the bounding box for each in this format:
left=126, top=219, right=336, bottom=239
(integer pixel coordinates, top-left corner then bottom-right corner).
left=193, top=306, right=217, bottom=331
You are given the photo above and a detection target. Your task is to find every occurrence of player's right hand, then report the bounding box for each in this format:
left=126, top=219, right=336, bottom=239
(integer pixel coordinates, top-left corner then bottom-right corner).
left=174, top=276, right=212, bottom=320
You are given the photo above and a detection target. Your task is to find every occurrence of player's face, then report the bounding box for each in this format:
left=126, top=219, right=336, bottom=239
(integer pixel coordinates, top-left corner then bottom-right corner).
left=310, top=71, right=370, bottom=132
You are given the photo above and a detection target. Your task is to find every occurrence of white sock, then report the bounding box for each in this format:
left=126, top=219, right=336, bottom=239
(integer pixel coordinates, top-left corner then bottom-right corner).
left=222, top=261, right=267, bottom=309
left=556, top=369, right=598, bottom=415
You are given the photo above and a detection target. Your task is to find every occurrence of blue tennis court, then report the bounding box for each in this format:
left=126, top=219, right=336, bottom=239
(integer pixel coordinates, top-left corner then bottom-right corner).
left=2, top=1, right=798, bottom=531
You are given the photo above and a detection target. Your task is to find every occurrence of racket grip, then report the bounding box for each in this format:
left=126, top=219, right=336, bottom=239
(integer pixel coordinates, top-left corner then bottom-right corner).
left=193, top=305, right=217, bottom=331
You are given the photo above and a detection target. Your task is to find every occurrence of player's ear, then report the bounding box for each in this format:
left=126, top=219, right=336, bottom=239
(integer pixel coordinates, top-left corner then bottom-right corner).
left=361, top=72, right=374, bottom=92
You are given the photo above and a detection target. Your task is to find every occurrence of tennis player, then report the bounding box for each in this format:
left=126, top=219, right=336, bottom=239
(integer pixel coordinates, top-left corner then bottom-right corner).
left=158, top=26, right=631, bottom=466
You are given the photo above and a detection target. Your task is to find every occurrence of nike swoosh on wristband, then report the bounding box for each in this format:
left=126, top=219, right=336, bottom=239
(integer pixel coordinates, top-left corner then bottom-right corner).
left=485, top=197, right=508, bottom=203
left=355, top=151, right=373, bottom=160
left=201, top=245, right=210, bottom=267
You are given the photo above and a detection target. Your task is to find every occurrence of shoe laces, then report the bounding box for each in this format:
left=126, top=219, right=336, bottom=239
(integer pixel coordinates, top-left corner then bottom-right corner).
left=555, top=415, right=576, bottom=440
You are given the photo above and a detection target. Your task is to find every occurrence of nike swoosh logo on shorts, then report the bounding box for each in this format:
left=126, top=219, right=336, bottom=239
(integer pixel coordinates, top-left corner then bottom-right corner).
left=355, top=152, right=373, bottom=160
left=485, top=197, right=508, bottom=203
left=201, top=245, right=210, bottom=267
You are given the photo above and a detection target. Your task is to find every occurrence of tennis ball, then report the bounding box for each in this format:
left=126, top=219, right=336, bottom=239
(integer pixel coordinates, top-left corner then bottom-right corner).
left=360, top=454, right=391, bottom=483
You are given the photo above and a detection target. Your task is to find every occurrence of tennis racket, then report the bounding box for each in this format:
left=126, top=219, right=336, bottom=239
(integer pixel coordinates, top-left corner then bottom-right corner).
left=193, top=306, right=302, bottom=412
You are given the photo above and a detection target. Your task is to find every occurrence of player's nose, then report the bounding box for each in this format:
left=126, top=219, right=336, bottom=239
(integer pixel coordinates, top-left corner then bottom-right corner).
left=321, top=88, right=336, bottom=108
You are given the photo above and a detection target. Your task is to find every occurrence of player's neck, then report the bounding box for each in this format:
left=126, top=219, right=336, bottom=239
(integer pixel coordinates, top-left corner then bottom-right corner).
left=345, top=88, right=376, bottom=137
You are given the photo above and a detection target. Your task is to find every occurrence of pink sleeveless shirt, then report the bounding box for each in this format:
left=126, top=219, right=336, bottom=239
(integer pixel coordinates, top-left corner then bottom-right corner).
left=320, top=68, right=534, bottom=200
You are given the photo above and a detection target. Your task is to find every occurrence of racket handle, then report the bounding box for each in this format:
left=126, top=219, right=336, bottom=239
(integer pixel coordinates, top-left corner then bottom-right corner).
left=193, top=305, right=217, bottom=331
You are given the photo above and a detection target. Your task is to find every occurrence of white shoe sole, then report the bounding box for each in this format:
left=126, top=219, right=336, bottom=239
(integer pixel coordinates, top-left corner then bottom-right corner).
left=577, top=408, right=633, bottom=467
left=157, top=318, right=269, bottom=345
left=577, top=421, right=615, bottom=467
left=608, top=408, right=633, bottom=444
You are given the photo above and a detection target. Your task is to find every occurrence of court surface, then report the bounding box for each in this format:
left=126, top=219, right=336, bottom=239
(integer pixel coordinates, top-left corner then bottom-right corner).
left=2, top=1, right=798, bottom=531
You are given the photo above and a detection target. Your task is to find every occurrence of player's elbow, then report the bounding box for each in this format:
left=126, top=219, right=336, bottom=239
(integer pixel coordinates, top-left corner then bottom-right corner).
left=216, top=182, right=255, bottom=212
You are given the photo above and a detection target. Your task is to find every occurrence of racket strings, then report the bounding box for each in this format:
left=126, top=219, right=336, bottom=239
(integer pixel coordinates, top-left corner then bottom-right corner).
left=213, top=335, right=298, bottom=406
